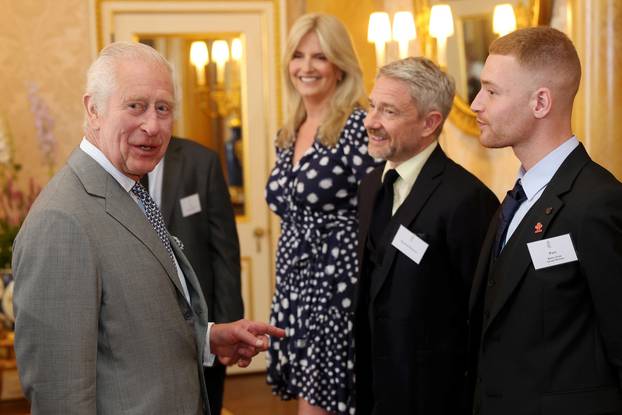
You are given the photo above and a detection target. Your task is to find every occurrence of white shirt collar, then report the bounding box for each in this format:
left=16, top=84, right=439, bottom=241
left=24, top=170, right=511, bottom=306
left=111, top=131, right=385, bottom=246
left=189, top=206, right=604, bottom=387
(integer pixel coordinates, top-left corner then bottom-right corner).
left=381, top=141, right=438, bottom=185
left=80, top=138, right=137, bottom=193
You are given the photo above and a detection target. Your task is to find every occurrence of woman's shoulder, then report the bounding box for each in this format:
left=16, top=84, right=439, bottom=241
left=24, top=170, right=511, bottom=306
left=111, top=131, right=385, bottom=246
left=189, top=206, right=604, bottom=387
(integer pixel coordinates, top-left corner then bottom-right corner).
left=344, top=107, right=367, bottom=126
left=338, top=107, right=367, bottom=144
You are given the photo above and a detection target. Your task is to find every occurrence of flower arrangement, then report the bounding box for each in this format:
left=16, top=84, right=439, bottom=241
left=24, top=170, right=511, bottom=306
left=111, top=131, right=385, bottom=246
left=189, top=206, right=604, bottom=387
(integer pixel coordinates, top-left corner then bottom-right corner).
left=0, top=97, right=49, bottom=269
left=0, top=84, right=55, bottom=334
left=0, top=170, right=40, bottom=269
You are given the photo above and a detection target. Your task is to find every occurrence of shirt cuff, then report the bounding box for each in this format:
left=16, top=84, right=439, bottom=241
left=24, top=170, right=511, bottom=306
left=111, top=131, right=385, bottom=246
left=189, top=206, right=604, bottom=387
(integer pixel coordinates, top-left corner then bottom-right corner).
left=203, top=322, right=216, bottom=367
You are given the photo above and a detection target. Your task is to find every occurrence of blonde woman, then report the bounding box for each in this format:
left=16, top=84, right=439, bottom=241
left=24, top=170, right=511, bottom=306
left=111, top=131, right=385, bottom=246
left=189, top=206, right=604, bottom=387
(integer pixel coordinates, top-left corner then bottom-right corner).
left=265, top=13, right=378, bottom=415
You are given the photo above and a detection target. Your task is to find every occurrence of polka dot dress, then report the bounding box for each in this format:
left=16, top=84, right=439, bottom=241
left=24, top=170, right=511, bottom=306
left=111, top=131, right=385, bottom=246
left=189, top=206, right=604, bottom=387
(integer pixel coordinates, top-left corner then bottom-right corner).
left=265, top=109, right=378, bottom=414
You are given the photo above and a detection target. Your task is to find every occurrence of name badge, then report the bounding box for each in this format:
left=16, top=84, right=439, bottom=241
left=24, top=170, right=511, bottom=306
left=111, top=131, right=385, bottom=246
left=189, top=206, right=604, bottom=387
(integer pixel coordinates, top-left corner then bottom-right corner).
left=391, top=225, right=429, bottom=264
left=527, top=233, right=578, bottom=270
left=179, top=193, right=201, bottom=217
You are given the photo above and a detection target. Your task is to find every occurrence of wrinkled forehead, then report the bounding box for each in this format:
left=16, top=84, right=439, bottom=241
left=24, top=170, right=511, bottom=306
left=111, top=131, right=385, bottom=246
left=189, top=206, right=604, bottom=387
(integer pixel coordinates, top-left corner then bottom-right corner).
left=370, top=76, right=415, bottom=107
left=114, top=59, right=175, bottom=98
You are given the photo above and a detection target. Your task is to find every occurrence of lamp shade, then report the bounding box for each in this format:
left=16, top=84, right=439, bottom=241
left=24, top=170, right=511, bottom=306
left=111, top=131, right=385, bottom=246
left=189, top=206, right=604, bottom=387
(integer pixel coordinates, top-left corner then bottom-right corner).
left=493, top=4, right=517, bottom=36
left=189, top=41, right=209, bottom=68
left=231, top=38, right=243, bottom=61
left=392, top=11, right=416, bottom=41
left=368, top=12, right=392, bottom=43
left=211, top=40, right=230, bottom=65
left=429, top=5, right=455, bottom=39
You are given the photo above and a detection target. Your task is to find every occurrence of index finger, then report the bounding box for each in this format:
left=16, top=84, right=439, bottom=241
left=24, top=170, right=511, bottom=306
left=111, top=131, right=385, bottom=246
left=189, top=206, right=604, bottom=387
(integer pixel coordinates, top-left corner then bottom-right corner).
left=248, top=322, right=286, bottom=338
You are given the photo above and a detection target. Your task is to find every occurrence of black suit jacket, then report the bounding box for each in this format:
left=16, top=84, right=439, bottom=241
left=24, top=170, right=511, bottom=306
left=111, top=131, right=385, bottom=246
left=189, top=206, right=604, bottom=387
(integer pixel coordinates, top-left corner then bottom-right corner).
left=161, top=137, right=243, bottom=323
left=355, top=145, right=499, bottom=415
left=468, top=144, right=622, bottom=415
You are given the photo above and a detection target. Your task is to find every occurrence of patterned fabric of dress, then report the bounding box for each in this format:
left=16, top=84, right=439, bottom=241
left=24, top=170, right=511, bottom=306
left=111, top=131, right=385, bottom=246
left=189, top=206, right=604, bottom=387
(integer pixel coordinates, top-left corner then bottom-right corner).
left=265, top=109, right=378, bottom=414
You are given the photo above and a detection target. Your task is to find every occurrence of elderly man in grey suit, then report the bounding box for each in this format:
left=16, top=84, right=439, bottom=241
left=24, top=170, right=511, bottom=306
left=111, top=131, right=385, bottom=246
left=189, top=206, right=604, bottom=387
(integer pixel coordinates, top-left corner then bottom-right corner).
left=12, top=41, right=284, bottom=415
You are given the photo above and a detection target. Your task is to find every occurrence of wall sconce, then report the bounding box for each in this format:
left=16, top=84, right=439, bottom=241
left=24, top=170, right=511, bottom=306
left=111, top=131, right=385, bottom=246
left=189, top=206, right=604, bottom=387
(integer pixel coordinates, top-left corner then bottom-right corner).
left=392, top=12, right=416, bottom=59
left=189, top=41, right=209, bottom=86
left=493, top=4, right=517, bottom=36
left=190, top=38, right=244, bottom=118
left=368, top=12, right=392, bottom=67
left=211, top=40, right=230, bottom=84
left=189, top=38, right=242, bottom=119
left=429, top=4, right=454, bottom=68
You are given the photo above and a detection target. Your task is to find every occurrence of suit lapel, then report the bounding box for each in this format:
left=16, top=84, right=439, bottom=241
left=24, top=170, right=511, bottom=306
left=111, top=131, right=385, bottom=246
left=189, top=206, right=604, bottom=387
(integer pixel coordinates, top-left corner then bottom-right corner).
left=482, top=144, right=590, bottom=334
left=161, top=138, right=183, bottom=226
left=357, top=166, right=384, bottom=266
left=369, top=146, right=447, bottom=303
left=68, top=149, right=185, bottom=296
left=469, top=215, right=499, bottom=313
left=171, top=240, right=207, bottom=317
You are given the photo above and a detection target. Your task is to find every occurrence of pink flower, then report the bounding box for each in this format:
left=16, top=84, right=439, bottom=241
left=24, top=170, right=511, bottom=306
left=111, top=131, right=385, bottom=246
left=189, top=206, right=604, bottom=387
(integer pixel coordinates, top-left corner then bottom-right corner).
left=27, top=82, right=57, bottom=169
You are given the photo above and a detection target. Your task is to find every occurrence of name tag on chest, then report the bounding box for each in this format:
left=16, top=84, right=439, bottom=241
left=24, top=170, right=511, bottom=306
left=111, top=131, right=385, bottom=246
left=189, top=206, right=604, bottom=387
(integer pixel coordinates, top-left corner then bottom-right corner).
left=527, top=233, right=578, bottom=270
left=391, top=225, right=429, bottom=264
left=180, top=193, right=201, bottom=217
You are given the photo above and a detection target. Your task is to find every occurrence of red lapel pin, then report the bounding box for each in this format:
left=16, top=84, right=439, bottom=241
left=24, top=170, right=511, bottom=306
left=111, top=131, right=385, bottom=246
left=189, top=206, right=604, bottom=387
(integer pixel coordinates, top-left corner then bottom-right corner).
left=534, top=222, right=543, bottom=233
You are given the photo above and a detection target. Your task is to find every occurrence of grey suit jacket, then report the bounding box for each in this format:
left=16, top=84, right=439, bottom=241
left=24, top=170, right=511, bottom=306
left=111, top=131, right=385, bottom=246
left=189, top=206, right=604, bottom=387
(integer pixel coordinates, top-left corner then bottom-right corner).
left=13, top=148, right=210, bottom=415
left=161, top=137, right=243, bottom=324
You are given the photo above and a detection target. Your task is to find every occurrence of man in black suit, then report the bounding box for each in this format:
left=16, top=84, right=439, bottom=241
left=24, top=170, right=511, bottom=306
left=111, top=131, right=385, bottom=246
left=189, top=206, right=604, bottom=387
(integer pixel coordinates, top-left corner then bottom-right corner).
left=144, top=136, right=244, bottom=415
left=354, top=57, right=499, bottom=415
left=468, top=27, right=622, bottom=415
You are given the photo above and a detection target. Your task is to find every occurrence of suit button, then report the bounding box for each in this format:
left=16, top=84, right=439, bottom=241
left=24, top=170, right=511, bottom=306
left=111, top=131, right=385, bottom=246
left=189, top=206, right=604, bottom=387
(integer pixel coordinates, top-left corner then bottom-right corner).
left=464, top=370, right=469, bottom=377
left=183, top=309, right=193, bottom=320
left=487, top=279, right=496, bottom=287
left=484, top=311, right=490, bottom=320
left=466, top=319, right=470, bottom=326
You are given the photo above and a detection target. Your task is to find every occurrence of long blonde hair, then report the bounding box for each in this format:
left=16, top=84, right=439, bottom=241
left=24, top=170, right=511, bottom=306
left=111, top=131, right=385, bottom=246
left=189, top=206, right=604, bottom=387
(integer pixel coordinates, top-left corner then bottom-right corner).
left=276, top=13, right=366, bottom=148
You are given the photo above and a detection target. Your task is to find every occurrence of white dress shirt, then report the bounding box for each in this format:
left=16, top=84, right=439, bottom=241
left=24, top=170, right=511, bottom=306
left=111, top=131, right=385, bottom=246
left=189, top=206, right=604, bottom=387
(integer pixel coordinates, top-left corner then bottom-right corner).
left=146, top=157, right=165, bottom=207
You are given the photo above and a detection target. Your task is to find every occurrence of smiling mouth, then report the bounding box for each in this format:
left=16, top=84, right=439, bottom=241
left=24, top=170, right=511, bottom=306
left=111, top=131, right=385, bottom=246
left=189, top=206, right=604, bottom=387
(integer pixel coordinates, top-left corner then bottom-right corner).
left=298, top=76, right=320, bottom=83
left=369, top=135, right=388, bottom=143
left=137, top=144, right=158, bottom=152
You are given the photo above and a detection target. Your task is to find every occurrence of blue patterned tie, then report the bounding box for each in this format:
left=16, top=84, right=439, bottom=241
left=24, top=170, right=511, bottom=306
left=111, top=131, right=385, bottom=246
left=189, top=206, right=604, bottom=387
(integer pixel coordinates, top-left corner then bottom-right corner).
left=131, top=182, right=175, bottom=265
left=494, top=179, right=527, bottom=256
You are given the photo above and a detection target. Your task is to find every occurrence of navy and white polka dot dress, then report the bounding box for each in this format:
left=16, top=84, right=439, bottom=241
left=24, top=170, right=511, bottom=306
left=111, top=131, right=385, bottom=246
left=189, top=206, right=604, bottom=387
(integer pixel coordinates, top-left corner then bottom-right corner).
left=265, top=109, right=378, bottom=414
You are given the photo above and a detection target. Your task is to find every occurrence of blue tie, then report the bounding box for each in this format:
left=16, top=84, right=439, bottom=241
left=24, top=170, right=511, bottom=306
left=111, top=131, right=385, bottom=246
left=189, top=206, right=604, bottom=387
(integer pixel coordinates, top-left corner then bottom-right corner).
left=494, top=180, right=527, bottom=256
left=131, top=182, right=175, bottom=265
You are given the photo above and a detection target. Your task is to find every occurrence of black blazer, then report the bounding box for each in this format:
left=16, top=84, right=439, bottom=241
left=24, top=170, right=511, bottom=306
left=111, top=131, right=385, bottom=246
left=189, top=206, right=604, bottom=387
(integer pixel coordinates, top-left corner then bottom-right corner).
left=162, top=137, right=244, bottom=323
left=468, top=144, right=622, bottom=415
left=355, top=145, right=499, bottom=415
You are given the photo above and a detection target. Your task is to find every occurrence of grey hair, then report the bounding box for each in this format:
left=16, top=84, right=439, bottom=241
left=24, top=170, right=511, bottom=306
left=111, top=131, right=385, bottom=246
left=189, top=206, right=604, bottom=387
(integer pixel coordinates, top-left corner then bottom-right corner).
left=378, top=57, right=455, bottom=136
left=85, top=41, right=177, bottom=115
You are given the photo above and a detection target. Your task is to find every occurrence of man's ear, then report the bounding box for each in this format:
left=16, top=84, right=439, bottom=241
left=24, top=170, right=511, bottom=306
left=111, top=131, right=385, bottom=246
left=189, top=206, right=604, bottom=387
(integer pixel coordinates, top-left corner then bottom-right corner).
left=530, top=87, right=552, bottom=119
left=422, top=111, right=443, bottom=137
left=83, top=94, right=101, bottom=130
